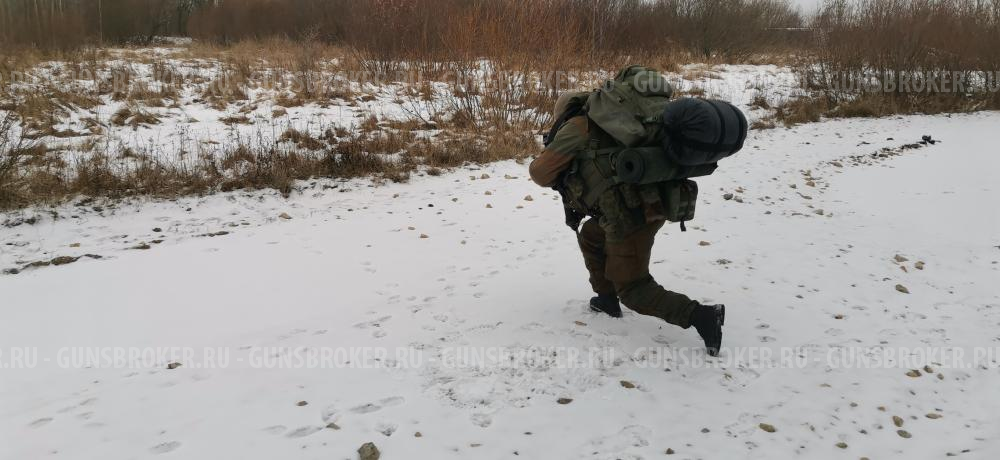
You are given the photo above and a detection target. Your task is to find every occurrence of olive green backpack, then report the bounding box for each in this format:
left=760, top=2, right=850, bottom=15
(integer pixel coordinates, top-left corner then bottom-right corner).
left=546, top=65, right=747, bottom=232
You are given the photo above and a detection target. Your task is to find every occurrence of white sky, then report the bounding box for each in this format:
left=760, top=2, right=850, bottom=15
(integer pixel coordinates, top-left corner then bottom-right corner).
left=793, top=0, right=823, bottom=13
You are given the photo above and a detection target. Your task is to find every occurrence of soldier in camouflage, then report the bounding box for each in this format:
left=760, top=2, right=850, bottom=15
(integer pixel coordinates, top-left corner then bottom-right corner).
left=529, top=93, right=725, bottom=356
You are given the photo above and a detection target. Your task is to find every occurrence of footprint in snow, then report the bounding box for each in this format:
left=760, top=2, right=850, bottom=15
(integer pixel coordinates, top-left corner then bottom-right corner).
left=28, top=417, right=53, bottom=428
left=376, top=422, right=398, bottom=436
left=652, top=335, right=672, bottom=345
left=286, top=426, right=322, bottom=438
left=263, top=425, right=287, bottom=435
left=581, top=425, right=651, bottom=457
left=350, top=396, right=405, bottom=414
left=149, top=441, right=182, bottom=454
left=470, top=413, right=492, bottom=428
left=354, top=316, right=391, bottom=329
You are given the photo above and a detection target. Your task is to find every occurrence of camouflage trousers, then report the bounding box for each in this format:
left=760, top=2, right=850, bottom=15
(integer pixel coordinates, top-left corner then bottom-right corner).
left=577, top=218, right=696, bottom=328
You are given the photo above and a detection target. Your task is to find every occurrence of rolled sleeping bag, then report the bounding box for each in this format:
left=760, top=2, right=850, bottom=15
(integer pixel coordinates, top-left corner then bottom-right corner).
left=616, top=148, right=679, bottom=184
left=616, top=147, right=721, bottom=185
left=661, top=98, right=748, bottom=166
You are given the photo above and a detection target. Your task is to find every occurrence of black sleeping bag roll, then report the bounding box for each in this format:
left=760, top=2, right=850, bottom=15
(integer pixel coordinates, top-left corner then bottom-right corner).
left=661, top=98, right=748, bottom=166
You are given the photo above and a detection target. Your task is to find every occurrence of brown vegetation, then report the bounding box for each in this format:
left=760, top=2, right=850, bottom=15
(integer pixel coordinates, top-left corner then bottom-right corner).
left=1, top=109, right=532, bottom=210
left=778, top=0, right=1000, bottom=124
left=5, top=0, right=1000, bottom=210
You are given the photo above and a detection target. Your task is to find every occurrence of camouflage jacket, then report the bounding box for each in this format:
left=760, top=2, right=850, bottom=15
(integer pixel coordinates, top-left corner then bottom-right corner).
left=529, top=116, right=651, bottom=241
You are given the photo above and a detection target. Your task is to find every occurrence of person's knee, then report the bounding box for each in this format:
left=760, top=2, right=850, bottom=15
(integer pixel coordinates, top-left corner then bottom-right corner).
left=577, top=222, right=605, bottom=253
left=614, top=276, right=655, bottom=309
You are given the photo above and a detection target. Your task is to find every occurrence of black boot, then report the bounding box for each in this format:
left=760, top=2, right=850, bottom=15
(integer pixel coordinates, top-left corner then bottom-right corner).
left=589, top=294, right=623, bottom=318
left=690, top=303, right=725, bottom=356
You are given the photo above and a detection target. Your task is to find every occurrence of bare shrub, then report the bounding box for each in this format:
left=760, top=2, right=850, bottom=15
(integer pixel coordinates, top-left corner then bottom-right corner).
left=799, top=0, right=1000, bottom=117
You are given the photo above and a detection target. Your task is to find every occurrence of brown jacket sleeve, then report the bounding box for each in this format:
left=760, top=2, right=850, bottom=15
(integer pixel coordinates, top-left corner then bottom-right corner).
left=529, top=116, right=588, bottom=187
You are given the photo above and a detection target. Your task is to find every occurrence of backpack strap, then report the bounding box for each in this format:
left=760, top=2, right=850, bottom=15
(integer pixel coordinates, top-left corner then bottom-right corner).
left=544, top=101, right=586, bottom=147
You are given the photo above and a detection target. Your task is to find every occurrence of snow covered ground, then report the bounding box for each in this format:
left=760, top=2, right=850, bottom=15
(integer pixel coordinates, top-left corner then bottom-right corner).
left=2, top=110, right=999, bottom=459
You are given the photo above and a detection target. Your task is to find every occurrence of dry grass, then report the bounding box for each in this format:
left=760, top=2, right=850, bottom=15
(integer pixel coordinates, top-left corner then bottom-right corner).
left=110, top=105, right=161, bottom=128
left=279, top=128, right=325, bottom=151
left=1, top=104, right=538, bottom=211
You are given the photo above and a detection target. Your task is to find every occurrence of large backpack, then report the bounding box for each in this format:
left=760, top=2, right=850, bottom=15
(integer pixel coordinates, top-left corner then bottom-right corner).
left=548, top=65, right=747, bottom=231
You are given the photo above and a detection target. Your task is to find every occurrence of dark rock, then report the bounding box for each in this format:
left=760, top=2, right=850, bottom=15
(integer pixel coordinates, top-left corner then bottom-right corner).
left=50, top=256, right=81, bottom=266
left=358, top=442, right=380, bottom=460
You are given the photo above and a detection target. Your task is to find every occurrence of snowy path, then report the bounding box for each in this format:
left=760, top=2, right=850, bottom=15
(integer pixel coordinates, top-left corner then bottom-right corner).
left=2, top=112, right=999, bottom=459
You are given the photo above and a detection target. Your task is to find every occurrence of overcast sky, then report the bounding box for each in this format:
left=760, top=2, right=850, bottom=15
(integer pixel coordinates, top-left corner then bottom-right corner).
left=793, top=0, right=823, bottom=13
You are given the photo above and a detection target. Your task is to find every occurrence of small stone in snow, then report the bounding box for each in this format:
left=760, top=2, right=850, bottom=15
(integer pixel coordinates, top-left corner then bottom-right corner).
left=836, top=442, right=848, bottom=449
left=895, top=284, right=910, bottom=294
left=51, top=256, right=80, bottom=266
left=759, top=423, right=776, bottom=433
left=557, top=398, right=573, bottom=405
left=419, top=234, right=429, bottom=239
left=666, top=448, right=675, bottom=455
left=620, top=380, right=636, bottom=389
left=897, top=430, right=912, bottom=439
left=894, top=254, right=909, bottom=263
left=926, top=413, right=942, bottom=419
left=326, top=422, right=341, bottom=430
left=699, top=241, right=711, bottom=246
left=278, top=212, right=292, bottom=220
left=166, top=362, right=181, bottom=370
left=906, top=369, right=922, bottom=378
left=152, top=228, right=162, bottom=232
left=524, top=195, right=534, bottom=201
left=486, top=204, right=493, bottom=208
left=296, top=401, right=308, bottom=406
left=892, top=415, right=904, bottom=427
left=358, top=442, right=380, bottom=460
left=701, top=428, right=710, bottom=433
left=480, top=174, right=490, bottom=179
left=414, top=431, right=422, bottom=437
left=915, top=261, right=925, bottom=270
left=723, top=193, right=734, bottom=200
